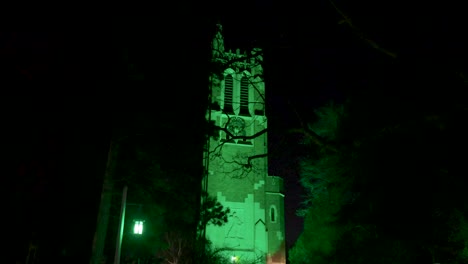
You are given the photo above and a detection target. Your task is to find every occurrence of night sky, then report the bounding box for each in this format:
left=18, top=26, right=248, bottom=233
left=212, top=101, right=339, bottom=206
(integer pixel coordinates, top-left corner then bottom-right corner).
left=7, top=0, right=466, bottom=261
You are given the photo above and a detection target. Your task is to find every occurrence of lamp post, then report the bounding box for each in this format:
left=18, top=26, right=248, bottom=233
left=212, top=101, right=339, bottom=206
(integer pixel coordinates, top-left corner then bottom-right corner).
left=114, top=185, right=128, bottom=264
left=114, top=186, right=146, bottom=264
left=91, top=134, right=146, bottom=264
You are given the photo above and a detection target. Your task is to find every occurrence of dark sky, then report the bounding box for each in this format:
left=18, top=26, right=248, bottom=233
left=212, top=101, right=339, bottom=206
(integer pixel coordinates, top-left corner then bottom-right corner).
left=7, top=0, right=466, bottom=260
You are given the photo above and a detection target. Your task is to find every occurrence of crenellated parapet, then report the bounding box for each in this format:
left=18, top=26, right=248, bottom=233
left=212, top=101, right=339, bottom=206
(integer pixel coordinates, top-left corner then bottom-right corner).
left=211, top=24, right=263, bottom=78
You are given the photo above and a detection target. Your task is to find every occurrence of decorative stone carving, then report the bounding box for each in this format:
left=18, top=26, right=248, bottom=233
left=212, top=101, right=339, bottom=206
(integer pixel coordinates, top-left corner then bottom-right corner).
left=224, top=209, right=245, bottom=248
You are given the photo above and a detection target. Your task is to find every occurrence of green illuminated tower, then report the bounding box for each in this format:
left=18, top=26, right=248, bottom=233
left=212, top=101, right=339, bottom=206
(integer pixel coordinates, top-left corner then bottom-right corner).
left=203, top=24, right=286, bottom=264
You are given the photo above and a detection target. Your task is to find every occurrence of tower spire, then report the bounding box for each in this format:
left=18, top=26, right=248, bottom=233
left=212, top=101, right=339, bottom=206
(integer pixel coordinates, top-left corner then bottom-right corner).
left=212, top=23, right=224, bottom=59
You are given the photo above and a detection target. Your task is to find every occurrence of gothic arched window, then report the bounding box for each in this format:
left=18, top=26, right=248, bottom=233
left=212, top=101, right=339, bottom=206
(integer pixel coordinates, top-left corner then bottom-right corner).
left=239, top=76, right=250, bottom=116
left=224, top=75, right=234, bottom=114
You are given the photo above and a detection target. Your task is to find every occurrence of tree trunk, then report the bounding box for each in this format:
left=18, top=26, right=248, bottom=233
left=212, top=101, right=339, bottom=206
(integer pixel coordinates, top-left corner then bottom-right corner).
left=90, top=140, right=119, bottom=264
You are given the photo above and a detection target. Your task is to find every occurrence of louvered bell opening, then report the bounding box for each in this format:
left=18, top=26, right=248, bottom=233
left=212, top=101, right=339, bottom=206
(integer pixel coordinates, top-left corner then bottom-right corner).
left=224, top=75, right=234, bottom=114
left=239, top=77, right=250, bottom=116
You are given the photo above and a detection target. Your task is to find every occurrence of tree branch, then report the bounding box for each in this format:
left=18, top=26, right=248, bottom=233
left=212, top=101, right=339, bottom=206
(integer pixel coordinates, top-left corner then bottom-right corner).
left=289, top=128, right=339, bottom=153
left=218, top=127, right=268, bottom=141
left=328, top=0, right=397, bottom=58
left=217, top=49, right=263, bottom=67
left=288, top=100, right=339, bottom=153
left=246, top=153, right=268, bottom=168
left=248, top=76, right=266, bottom=103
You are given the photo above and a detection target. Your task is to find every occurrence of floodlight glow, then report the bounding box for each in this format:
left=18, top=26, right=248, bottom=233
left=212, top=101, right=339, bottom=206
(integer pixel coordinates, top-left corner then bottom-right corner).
left=133, top=221, right=143, bottom=234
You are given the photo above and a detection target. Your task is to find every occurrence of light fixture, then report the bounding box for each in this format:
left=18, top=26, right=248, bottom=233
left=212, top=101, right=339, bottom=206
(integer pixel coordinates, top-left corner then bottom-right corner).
left=133, top=220, right=143, bottom=235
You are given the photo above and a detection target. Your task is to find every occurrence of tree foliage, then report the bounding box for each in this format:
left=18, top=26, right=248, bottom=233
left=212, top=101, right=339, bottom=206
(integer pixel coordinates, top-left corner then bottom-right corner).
left=289, top=84, right=463, bottom=263
left=199, top=192, right=230, bottom=229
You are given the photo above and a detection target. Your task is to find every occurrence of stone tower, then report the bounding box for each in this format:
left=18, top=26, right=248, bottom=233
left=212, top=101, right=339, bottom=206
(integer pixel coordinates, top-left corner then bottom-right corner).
left=202, top=24, right=286, bottom=264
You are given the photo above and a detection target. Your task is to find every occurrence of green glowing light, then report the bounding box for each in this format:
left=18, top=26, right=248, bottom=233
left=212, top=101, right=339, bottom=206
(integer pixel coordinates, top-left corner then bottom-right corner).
left=133, top=220, right=143, bottom=235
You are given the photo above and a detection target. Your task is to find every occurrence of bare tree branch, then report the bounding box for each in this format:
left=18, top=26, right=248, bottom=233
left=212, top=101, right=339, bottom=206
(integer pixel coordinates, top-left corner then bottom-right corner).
left=248, top=74, right=266, bottom=103
left=246, top=153, right=268, bottom=168
left=213, top=48, right=263, bottom=68
left=288, top=100, right=339, bottom=153
left=218, top=127, right=268, bottom=141
left=328, top=0, right=397, bottom=58
left=289, top=128, right=339, bottom=153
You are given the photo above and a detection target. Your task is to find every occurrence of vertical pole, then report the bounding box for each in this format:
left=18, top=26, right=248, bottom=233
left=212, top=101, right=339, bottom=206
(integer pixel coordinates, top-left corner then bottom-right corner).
left=91, top=140, right=118, bottom=264
left=114, top=185, right=128, bottom=264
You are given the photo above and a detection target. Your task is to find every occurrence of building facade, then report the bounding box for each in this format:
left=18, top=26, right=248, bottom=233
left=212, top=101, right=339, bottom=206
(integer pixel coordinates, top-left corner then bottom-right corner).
left=202, top=24, right=286, bottom=264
